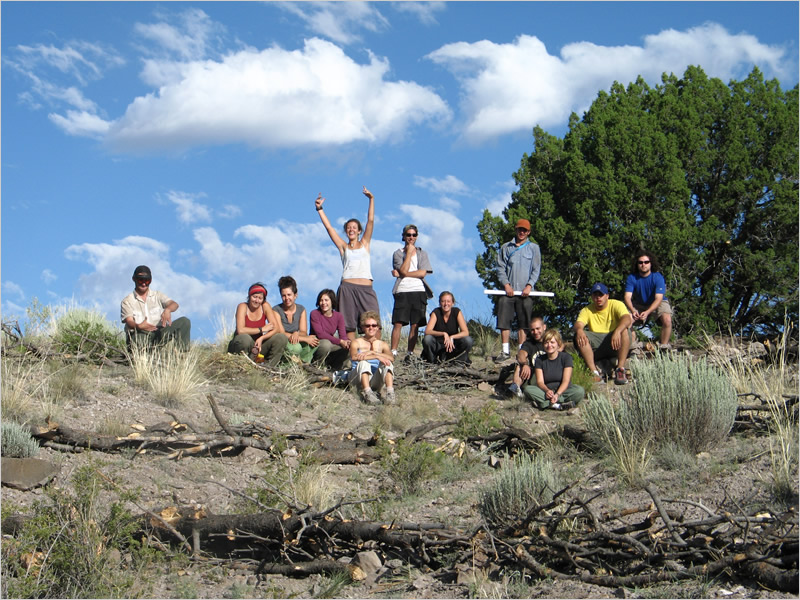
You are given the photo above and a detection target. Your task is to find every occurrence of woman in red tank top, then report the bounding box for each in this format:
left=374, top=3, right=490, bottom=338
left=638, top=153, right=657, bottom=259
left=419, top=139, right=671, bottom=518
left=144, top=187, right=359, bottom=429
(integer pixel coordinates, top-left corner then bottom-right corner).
left=228, top=282, right=287, bottom=366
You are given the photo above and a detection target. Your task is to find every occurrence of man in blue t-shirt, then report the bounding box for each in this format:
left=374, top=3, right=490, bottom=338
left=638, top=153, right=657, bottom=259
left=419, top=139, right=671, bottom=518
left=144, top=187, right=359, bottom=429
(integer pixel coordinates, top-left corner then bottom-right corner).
left=623, top=251, right=674, bottom=348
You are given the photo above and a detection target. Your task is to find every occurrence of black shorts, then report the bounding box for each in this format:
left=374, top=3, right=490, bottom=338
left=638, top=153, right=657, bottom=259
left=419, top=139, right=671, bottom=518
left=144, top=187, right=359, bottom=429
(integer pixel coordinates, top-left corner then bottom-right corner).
left=392, top=291, right=428, bottom=326
left=496, top=295, right=534, bottom=331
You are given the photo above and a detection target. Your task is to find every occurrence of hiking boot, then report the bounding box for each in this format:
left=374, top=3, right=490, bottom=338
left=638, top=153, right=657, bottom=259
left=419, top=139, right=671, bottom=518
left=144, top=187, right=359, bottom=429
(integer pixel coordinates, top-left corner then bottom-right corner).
left=402, top=353, right=414, bottom=365
left=559, top=401, right=576, bottom=411
left=360, top=388, right=380, bottom=405
left=383, top=387, right=396, bottom=405
left=494, top=383, right=509, bottom=398
left=508, top=383, right=524, bottom=399
left=658, top=342, right=672, bottom=351
left=493, top=352, right=511, bottom=364
left=614, top=367, right=628, bottom=385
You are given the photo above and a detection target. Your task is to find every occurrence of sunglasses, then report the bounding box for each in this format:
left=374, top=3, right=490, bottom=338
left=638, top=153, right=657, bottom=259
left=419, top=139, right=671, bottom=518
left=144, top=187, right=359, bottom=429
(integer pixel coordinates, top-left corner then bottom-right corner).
left=364, top=323, right=380, bottom=328
left=405, top=232, right=418, bottom=238
left=638, top=260, right=650, bottom=265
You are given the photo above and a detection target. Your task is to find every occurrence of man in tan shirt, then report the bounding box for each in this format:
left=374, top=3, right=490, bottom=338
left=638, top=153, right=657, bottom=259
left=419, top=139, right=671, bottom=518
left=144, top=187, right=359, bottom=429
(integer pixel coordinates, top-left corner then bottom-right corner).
left=120, top=265, right=191, bottom=351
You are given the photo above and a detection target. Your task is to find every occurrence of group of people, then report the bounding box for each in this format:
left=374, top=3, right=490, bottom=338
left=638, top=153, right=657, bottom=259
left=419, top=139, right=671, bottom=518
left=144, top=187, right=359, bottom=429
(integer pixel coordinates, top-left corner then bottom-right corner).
left=120, top=187, right=673, bottom=410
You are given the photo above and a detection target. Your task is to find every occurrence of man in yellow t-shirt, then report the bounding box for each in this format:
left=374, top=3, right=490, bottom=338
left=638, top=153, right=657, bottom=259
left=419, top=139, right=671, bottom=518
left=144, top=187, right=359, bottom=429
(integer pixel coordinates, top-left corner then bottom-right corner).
left=573, top=282, right=632, bottom=385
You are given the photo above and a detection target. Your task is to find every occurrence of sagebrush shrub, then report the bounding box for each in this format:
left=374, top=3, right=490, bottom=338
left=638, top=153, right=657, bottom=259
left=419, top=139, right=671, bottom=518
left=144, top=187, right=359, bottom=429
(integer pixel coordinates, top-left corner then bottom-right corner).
left=478, top=452, right=560, bottom=528
left=623, top=353, right=737, bottom=452
left=1, top=422, right=39, bottom=458
left=583, top=353, right=738, bottom=481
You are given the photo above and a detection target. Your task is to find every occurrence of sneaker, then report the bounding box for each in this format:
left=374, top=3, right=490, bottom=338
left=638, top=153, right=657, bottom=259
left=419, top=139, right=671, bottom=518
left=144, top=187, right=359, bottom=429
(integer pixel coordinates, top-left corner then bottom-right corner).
left=559, top=401, right=576, bottom=411
left=331, top=370, right=349, bottom=386
left=360, top=388, right=380, bottom=405
left=493, top=352, right=511, bottom=364
left=494, top=383, right=509, bottom=398
left=402, top=353, right=414, bottom=365
left=614, top=367, right=628, bottom=385
left=658, top=342, right=672, bottom=351
left=591, top=370, right=604, bottom=383
left=383, top=387, right=396, bottom=405
left=551, top=402, right=562, bottom=410
left=508, top=383, right=524, bottom=399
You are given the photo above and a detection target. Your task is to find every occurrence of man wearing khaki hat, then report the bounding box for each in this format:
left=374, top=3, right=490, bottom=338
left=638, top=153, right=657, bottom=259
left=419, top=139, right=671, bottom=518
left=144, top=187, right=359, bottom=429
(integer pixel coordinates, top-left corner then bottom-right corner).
left=495, top=218, right=541, bottom=361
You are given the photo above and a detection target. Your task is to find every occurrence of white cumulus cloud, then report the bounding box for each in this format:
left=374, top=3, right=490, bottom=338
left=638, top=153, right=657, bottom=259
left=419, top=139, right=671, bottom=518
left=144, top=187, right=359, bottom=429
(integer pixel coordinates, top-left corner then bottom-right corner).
left=427, top=22, right=791, bottom=143
left=106, top=38, right=450, bottom=152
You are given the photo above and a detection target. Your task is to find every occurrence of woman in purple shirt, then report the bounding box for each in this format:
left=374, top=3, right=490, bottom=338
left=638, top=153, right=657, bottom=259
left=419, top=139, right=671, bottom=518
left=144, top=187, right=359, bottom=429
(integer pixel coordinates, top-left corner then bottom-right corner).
left=309, top=289, right=351, bottom=370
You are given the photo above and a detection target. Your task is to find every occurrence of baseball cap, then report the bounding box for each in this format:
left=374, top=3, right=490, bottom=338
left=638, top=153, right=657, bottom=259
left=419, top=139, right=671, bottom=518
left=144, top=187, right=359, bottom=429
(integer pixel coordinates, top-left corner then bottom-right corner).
left=590, top=282, right=609, bottom=295
left=515, top=218, right=531, bottom=231
left=133, top=265, right=152, bottom=279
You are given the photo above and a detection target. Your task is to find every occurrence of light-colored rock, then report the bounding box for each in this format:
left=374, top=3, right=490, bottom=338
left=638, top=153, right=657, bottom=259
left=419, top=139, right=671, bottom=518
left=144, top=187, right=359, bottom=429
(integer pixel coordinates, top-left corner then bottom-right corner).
left=1, top=457, right=59, bottom=490
left=351, top=550, right=382, bottom=575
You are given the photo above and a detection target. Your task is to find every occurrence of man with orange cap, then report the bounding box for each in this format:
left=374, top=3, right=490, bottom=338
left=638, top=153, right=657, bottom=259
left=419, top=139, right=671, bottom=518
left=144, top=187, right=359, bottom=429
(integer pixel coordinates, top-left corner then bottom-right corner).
left=495, top=218, right=541, bottom=362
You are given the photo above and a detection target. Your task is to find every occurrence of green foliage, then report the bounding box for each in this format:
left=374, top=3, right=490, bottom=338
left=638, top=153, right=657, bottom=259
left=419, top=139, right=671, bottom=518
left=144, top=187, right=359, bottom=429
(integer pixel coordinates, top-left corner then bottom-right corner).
left=583, top=353, right=737, bottom=482
left=478, top=452, right=560, bottom=529
left=1, top=463, right=153, bottom=598
left=381, top=438, right=444, bottom=495
left=1, top=422, right=40, bottom=458
left=477, top=66, right=798, bottom=334
left=567, top=350, right=594, bottom=395
left=453, top=401, right=502, bottom=440
left=53, top=307, right=125, bottom=362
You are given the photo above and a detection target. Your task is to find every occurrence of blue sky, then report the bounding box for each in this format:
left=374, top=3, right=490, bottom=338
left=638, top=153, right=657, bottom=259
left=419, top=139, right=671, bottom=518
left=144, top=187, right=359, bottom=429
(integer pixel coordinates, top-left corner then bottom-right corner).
left=2, top=1, right=798, bottom=341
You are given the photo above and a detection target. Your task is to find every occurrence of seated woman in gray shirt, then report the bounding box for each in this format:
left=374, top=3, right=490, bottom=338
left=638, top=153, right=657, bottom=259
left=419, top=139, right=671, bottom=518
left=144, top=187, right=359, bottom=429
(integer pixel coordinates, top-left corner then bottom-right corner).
left=524, top=328, right=584, bottom=411
left=273, top=275, right=319, bottom=363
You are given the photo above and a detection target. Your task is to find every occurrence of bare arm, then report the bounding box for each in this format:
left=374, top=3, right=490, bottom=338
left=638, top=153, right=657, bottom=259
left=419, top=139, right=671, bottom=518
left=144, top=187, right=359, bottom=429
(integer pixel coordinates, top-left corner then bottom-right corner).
left=424, top=311, right=441, bottom=337
left=315, top=193, right=347, bottom=255
left=360, top=186, right=375, bottom=247
left=397, top=247, right=427, bottom=278
left=517, top=348, right=531, bottom=382
left=453, top=310, right=470, bottom=340
left=574, top=320, right=589, bottom=348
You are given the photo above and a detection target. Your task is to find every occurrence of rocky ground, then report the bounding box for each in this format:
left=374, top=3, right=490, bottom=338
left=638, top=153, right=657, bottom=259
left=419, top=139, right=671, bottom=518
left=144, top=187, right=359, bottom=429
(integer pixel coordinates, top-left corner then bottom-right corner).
left=1, top=339, right=797, bottom=599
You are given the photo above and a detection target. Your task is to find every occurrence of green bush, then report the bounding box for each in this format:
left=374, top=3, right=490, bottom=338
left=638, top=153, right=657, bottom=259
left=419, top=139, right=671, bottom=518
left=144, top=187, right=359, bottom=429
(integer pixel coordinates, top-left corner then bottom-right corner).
left=53, top=307, right=124, bottom=362
left=382, top=438, right=444, bottom=495
left=1, top=464, right=153, bottom=598
left=583, top=353, right=737, bottom=481
left=478, top=452, right=560, bottom=529
left=1, top=422, right=39, bottom=458
left=453, top=401, right=502, bottom=440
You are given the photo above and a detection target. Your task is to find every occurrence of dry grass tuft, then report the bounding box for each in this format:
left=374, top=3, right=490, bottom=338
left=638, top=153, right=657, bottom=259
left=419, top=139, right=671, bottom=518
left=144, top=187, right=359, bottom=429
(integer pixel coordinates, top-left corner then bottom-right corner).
left=129, top=342, right=206, bottom=407
left=727, top=320, right=798, bottom=500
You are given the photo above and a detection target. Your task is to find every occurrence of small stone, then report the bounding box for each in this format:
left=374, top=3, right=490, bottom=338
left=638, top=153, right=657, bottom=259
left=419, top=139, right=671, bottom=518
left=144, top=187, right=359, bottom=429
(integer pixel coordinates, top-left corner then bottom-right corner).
left=386, top=559, right=404, bottom=570
left=352, top=550, right=382, bottom=575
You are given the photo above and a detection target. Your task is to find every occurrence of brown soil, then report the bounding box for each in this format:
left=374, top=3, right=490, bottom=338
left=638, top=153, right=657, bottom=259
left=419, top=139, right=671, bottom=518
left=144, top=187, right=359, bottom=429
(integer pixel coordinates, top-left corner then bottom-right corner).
left=2, top=347, right=796, bottom=599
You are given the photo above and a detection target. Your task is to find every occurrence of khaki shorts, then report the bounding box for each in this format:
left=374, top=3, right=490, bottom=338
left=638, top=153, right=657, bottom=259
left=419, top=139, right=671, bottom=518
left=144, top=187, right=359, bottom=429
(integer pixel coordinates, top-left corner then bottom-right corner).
left=632, top=299, right=673, bottom=322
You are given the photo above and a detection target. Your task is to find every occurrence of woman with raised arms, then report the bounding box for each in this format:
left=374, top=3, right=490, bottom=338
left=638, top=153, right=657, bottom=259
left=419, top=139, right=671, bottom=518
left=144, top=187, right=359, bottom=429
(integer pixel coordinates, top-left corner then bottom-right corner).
left=315, top=186, right=380, bottom=341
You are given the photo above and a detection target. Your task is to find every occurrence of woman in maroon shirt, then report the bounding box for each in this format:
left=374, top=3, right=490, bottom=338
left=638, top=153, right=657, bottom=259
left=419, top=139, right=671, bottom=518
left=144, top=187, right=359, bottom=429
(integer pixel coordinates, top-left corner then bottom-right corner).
left=309, top=288, right=351, bottom=370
